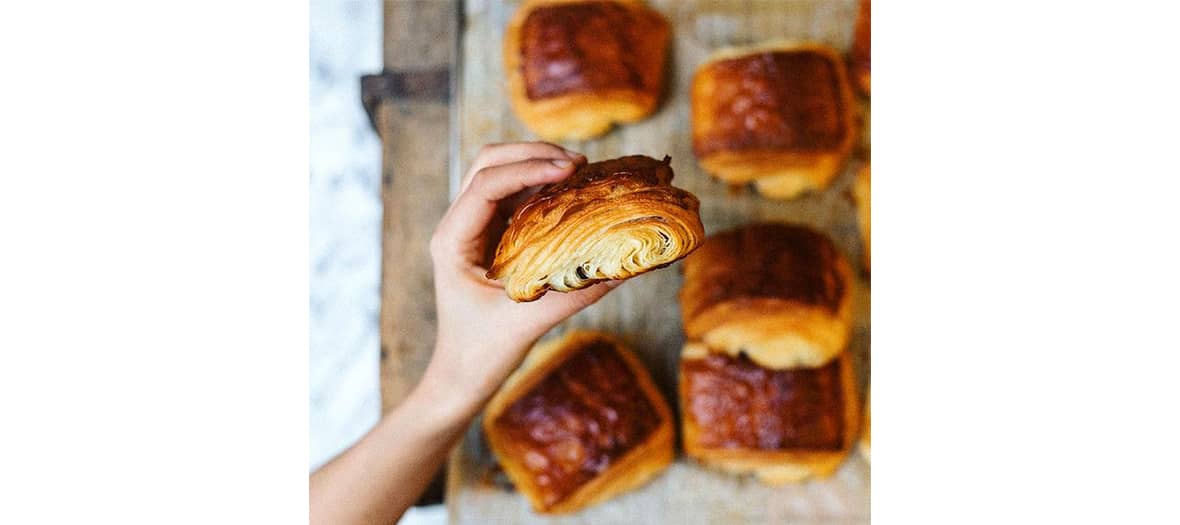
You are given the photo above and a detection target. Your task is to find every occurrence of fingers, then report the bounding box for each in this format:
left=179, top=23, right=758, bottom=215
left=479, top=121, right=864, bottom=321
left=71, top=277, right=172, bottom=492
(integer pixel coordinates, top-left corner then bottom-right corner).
left=461, top=142, right=585, bottom=192
left=433, top=158, right=578, bottom=262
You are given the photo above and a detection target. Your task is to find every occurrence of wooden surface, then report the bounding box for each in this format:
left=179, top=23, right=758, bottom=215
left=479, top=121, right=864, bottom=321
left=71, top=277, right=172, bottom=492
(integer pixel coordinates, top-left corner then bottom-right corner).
left=372, top=0, right=461, bottom=506
left=375, top=0, right=457, bottom=415
left=445, top=1, right=871, bottom=523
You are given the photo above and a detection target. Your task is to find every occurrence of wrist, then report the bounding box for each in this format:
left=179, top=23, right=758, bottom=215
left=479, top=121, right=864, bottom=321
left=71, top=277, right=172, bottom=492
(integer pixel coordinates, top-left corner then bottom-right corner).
left=410, top=353, right=487, bottom=426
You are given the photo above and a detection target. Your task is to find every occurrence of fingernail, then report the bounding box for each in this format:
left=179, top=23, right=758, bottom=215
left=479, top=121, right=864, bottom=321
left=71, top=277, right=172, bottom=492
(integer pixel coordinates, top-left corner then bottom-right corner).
left=550, top=158, right=572, bottom=168
left=562, top=148, right=585, bottom=159
left=605, top=279, right=623, bottom=289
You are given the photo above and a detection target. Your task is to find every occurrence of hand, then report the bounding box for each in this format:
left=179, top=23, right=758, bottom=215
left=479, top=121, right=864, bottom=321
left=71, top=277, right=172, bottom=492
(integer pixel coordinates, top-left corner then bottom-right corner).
left=422, top=142, right=620, bottom=417
left=311, top=143, right=620, bottom=525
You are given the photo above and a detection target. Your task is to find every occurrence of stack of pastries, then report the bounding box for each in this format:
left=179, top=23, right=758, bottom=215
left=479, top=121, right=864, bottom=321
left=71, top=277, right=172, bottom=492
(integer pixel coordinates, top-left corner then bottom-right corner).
left=678, top=223, right=860, bottom=483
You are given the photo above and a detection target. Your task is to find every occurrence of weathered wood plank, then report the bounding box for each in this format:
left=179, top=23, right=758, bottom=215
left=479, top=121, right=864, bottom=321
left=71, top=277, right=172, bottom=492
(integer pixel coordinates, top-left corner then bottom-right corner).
left=376, top=0, right=458, bottom=416
left=375, top=0, right=461, bottom=508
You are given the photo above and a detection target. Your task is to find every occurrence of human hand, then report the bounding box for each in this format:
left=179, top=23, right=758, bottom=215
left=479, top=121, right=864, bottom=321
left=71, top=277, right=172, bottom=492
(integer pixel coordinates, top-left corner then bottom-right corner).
left=421, top=142, right=620, bottom=416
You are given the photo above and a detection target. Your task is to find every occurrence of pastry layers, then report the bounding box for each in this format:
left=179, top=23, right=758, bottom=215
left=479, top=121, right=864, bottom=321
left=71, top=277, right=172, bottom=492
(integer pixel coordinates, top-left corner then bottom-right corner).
left=488, top=155, right=704, bottom=302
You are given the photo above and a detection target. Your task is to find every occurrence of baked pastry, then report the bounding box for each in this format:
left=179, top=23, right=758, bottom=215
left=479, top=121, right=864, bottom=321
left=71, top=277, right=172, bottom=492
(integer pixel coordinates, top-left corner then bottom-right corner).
left=504, top=0, right=670, bottom=140
left=849, top=0, right=871, bottom=96
left=679, top=223, right=854, bottom=369
left=487, top=155, right=704, bottom=302
left=679, top=341, right=860, bottom=483
left=678, top=223, right=858, bottom=482
left=691, top=42, right=856, bottom=200
left=483, top=331, right=674, bottom=514
left=852, top=164, right=870, bottom=272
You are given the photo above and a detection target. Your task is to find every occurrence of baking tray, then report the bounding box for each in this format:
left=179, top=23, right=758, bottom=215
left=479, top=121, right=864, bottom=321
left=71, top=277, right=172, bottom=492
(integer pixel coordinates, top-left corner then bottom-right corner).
left=447, top=1, right=870, bottom=523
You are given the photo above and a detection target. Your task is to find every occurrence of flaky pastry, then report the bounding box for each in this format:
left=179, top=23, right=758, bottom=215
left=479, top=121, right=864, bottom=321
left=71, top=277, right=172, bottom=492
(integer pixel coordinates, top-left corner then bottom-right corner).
left=679, top=223, right=854, bottom=369
left=488, top=155, right=704, bottom=302
left=483, top=331, right=674, bottom=513
left=691, top=42, right=856, bottom=200
left=679, top=342, right=860, bottom=484
left=504, top=0, right=670, bottom=140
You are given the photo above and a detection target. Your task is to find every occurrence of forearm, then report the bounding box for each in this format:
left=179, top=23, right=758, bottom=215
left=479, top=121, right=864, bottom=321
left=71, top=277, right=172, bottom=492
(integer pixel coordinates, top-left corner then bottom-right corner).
left=309, top=363, right=480, bottom=525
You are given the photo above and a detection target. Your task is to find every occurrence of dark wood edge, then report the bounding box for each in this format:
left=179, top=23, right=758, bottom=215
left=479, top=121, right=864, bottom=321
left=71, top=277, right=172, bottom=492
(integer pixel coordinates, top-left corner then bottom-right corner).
left=360, top=68, right=452, bottom=133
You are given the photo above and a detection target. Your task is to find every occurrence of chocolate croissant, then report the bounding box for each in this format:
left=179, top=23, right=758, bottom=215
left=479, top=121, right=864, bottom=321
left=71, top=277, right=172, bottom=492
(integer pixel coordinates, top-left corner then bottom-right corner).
left=679, top=341, right=860, bottom=484
left=679, top=223, right=853, bottom=369
left=483, top=331, right=674, bottom=513
left=691, top=42, right=856, bottom=200
left=487, top=155, right=704, bottom=302
left=505, top=0, right=670, bottom=140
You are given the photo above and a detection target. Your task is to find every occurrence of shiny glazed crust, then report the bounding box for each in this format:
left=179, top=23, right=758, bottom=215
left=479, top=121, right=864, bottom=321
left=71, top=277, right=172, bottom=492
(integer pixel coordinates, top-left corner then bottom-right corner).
left=483, top=331, right=674, bottom=514
left=679, top=223, right=853, bottom=369
left=853, top=164, right=870, bottom=272
left=679, top=343, right=860, bottom=484
left=487, top=155, right=705, bottom=302
left=504, top=0, right=670, bottom=140
left=691, top=42, right=856, bottom=200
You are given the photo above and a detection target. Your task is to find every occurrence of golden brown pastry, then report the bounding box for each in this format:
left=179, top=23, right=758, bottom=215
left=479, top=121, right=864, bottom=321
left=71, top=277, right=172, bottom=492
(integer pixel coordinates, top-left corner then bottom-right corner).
left=504, top=0, right=670, bottom=140
left=850, top=0, right=871, bottom=96
left=483, top=331, right=674, bottom=514
left=679, top=342, right=860, bottom=484
left=679, top=223, right=854, bottom=369
left=853, top=164, right=870, bottom=272
left=691, top=42, right=856, bottom=200
left=487, top=155, right=705, bottom=302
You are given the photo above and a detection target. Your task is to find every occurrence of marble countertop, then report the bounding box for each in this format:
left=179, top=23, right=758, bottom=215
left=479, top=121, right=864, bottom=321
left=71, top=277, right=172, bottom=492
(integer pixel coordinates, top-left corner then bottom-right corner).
left=310, top=0, right=382, bottom=474
left=310, top=2, right=450, bottom=521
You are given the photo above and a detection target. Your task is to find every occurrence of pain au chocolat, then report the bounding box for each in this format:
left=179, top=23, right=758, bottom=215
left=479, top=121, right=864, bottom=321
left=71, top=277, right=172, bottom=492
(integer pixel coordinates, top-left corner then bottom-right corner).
left=679, top=342, right=860, bottom=484
left=483, top=331, right=674, bottom=514
left=678, top=223, right=859, bottom=483
left=487, top=155, right=704, bottom=302
left=691, top=42, right=855, bottom=200
left=679, top=223, right=854, bottom=369
left=504, top=0, right=670, bottom=140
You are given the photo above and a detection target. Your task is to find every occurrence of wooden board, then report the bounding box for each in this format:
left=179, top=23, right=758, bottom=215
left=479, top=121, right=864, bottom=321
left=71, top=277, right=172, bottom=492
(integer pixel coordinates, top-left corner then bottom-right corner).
left=374, top=0, right=457, bottom=417
left=370, top=0, right=462, bottom=505
left=446, top=1, right=871, bottom=523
